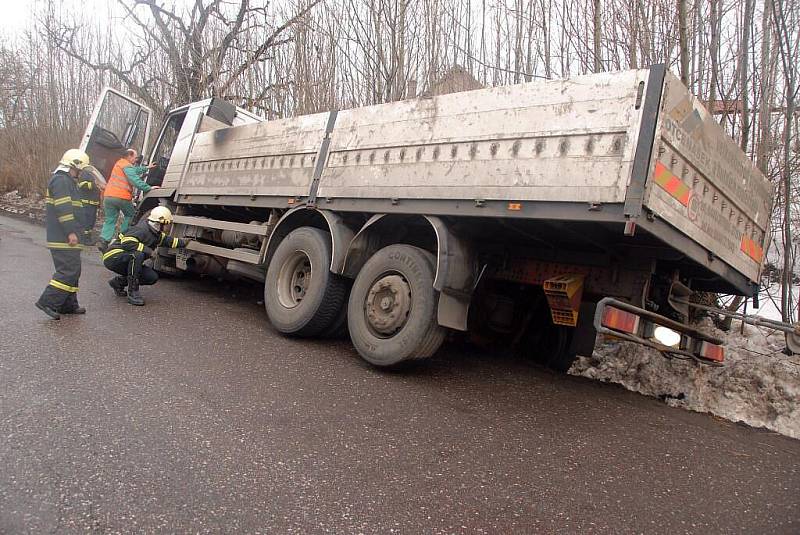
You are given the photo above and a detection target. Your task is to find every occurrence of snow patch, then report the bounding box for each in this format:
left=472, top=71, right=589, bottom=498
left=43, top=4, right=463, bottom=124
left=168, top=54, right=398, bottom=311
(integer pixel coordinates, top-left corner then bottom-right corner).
left=0, top=191, right=46, bottom=223
left=570, top=323, right=800, bottom=439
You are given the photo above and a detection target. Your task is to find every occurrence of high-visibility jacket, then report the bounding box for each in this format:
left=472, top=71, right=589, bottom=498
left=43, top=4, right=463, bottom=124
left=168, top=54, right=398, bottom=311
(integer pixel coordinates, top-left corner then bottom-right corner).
left=45, top=170, right=84, bottom=250
left=104, top=158, right=135, bottom=200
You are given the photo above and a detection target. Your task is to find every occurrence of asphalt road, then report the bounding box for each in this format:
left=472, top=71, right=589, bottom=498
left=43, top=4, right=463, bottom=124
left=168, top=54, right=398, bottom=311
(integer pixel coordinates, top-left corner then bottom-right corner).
left=1, top=214, right=799, bottom=534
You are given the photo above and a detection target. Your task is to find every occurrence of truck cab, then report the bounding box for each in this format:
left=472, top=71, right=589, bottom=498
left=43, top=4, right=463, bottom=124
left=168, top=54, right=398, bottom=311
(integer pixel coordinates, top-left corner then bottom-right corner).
left=145, top=97, right=263, bottom=195
left=80, top=87, right=263, bottom=201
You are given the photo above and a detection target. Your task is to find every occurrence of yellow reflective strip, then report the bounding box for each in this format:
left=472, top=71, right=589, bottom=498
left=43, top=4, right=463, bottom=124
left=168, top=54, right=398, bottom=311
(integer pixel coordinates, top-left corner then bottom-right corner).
left=49, top=279, right=78, bottom=293
left=47, top=242, right=83, bottom=249
left=57, top=214, right=75, bottom=222
left=120, top=236, right=140, bottom=243
left=81, top=200, right=100, bottom=206
left=171, top=238, right=179, bottom=248
left=102, top=248, right=124, bottom=260
left=52, top=197, right=71, bottom=206
left=71, top=201, right=83, bottom=207
left=45, top=198, right=54, bottom=205
left=137, top=243, right=145, bottom=252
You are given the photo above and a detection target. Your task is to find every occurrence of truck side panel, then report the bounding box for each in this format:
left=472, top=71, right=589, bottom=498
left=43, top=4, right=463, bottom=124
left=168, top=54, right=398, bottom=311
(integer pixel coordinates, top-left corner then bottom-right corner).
left=642, top=71, right=773, bottom=283
left=317, top=70, right=649, bottom=203
left=178, top=112, right=329, bottom=198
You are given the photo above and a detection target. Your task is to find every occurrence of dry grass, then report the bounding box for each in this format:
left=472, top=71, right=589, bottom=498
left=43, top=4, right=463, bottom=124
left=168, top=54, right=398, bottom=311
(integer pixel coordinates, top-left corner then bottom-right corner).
left=0, top=125, right=82, bottom=196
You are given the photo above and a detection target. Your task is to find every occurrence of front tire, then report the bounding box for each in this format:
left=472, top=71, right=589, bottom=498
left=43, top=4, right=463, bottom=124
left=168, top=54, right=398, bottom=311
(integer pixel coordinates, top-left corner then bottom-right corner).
left=265, top=227, right=348, bottom=337
left=347, top=244, right=446, bottom=366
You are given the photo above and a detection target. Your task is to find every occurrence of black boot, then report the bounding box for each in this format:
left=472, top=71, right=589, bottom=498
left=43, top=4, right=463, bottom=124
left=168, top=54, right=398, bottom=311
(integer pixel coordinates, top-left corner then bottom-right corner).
left=60, top=306, right=86, bottom=314
left=35, top=301, right=61, bottom=320
left=59, top=293, right=85, bottom=314
left=127, top=276, right=144, bottom=306
left=97, top=240, right=109, bottom=253
left=109, top=276, right=127, bottom=297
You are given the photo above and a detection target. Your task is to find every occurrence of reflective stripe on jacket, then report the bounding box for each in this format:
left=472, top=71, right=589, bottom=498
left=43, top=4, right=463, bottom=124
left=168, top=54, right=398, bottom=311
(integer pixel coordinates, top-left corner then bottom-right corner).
left=102, top=219, right=188, bottom=262
left=44, top=170, right=84, bottom=249
left=104, top=158, right=134, bottom=200
left=77, top=179, right=100, bottom=206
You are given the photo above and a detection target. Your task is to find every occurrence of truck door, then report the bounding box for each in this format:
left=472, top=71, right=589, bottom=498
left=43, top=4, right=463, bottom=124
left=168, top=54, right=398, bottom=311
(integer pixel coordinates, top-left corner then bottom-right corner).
left=79, top=87, right=152, bottom=184
left=146, top=108, right=187, bottom=187
left=149, top=98, right=263, bottom=190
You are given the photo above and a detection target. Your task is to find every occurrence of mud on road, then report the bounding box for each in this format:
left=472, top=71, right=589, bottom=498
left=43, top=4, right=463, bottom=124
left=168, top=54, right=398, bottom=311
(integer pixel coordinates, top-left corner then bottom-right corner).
left=1, top=215, right=798, bottom=533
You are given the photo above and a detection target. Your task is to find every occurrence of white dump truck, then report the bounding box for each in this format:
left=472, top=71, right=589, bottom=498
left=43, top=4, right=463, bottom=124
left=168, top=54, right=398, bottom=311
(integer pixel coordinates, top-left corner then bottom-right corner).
left=80, top=65, right=774, bottom=369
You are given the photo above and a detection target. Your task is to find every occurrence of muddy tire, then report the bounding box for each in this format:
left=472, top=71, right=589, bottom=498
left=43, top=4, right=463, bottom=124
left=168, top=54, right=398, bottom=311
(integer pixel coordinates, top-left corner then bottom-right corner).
left=265, top=227, right=348, bottom=337
left=319, top=279, right=352, bottom=339
left=347, top=244, right=446, bottom=366
left=541, top=325, right=577, bottom=372
left=525, top=301, right=597, bottom=373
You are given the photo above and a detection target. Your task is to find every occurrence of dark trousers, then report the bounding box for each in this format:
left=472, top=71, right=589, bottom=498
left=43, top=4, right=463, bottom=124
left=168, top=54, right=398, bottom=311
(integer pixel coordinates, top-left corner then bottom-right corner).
left=82, top=206, right=98, bottom=244
left=38, top=249, right=82, bottom=311
left=104, top=251, right=159, bottom=285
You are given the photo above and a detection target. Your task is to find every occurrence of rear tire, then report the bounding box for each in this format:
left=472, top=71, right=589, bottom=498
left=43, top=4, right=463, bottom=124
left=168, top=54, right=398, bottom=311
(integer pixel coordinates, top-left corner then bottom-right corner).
left=524, top=301, right=597, bottom=373
left=265, top=227, right=348, bottom=337
left=347, top=244, right=446, bottom=366
left=319, top=279, right=352, bottom=339
left=542, top=325, right=577, bottom=372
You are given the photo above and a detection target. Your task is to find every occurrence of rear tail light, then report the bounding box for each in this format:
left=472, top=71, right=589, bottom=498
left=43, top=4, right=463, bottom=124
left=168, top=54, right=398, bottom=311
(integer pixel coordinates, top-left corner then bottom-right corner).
left=698, top=341, right=725, bottom=362
left=601, top=306, right=640, bottom=334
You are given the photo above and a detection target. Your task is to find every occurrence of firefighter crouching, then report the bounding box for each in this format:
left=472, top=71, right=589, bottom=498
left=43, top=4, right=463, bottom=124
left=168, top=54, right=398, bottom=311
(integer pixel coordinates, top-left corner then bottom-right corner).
left=35, top=149, right=91, bottom=319
left=102, top=206, right=191, bottom=306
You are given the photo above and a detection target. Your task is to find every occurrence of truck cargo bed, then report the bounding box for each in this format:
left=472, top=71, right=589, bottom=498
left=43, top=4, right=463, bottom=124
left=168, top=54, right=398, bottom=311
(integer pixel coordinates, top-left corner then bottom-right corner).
left=175, top=66, right=772, bottom=294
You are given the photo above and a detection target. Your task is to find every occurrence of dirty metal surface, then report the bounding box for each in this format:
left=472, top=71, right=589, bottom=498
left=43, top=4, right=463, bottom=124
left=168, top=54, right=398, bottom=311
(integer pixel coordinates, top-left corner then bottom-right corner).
left=179, top=112, right=330, bottom=198
left=644, top=71, right=774, bottom=284
left=179, top=70, right=648, bottom=205
left=318, top=69, right=647, bottom=203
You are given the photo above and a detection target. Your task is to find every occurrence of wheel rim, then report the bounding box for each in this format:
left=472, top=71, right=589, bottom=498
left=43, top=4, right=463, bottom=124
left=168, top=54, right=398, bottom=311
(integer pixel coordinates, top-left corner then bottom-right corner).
left=364, top=273, right=412, bottom=338
left=276, top=250, right=312, bottom=308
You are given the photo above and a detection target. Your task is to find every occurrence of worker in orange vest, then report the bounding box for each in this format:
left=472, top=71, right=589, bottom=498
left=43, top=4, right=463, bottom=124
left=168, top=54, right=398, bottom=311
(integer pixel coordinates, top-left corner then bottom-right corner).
left=98, top=149, right=157, bottom=251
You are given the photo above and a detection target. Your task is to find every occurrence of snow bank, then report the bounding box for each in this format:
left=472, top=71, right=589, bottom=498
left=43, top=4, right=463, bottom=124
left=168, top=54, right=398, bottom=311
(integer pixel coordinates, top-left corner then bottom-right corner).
left=0, top=190, right=46, bottom=223
left=569, top=322, right=800, bottom=439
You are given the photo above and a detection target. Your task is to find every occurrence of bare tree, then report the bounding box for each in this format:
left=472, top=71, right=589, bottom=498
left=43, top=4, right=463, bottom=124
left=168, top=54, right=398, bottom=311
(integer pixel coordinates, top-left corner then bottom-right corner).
left=45, top=0, right=320, bottom=114
left=677, top=0, right=689, bottom=85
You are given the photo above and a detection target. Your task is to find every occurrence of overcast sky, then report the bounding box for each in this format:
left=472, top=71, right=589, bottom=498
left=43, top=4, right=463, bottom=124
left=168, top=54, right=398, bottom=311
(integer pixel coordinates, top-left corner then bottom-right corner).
left=0, top=0, right=35, bottom=35
left=0, top=0, right=199, bottom=39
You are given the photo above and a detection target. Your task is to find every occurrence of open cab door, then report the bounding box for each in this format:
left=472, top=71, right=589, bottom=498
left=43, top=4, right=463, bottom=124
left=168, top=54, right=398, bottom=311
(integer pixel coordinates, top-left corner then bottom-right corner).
left=79, top=87, right=152, bottom=188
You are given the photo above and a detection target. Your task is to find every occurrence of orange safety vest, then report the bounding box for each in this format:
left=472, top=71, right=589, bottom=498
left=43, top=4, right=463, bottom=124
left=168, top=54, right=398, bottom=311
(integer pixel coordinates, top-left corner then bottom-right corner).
left=104, top=158, right=134, bottom=200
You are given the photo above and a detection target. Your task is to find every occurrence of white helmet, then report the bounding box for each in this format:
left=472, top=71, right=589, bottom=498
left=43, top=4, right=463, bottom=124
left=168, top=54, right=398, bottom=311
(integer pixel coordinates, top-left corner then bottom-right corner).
left=147, top=206, right=173, bottom=225
left=59, top=149, right=91, bottom=170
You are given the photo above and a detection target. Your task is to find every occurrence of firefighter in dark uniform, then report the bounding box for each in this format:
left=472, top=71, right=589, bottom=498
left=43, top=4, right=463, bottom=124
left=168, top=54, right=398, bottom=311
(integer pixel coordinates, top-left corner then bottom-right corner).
left=35, top=149, right=91, bottom=319
left=77, top=169, right=101, bottom=244
left=102, top=206, right=191, bottom=306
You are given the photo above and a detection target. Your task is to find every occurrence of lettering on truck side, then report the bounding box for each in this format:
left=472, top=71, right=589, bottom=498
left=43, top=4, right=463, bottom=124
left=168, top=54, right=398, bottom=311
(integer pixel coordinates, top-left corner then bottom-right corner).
left=656, top=87, right=769, bottom=272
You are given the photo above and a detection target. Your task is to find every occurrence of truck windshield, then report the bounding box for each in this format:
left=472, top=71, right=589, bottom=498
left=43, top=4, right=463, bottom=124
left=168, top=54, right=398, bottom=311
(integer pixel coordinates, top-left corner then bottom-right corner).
left=146, top=111, right=187, bottom=186
left=152, top=112, right=186, bottom=165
